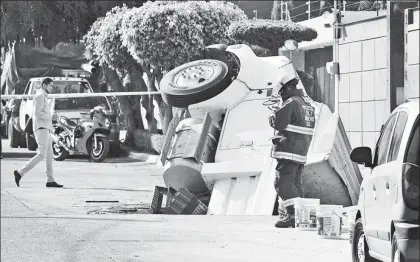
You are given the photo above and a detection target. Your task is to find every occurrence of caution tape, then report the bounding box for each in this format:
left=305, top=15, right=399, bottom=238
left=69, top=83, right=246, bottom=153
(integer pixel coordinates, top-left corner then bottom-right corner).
left=0, top=91, right=162, bottom=100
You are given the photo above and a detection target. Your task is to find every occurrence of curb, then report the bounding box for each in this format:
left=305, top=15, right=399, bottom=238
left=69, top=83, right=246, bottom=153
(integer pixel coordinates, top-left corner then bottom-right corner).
left=2, top=152, right=37, bottom=158
left=2, top=149, right=160, bottom=164
left=120, top=145, right=160, bottom=164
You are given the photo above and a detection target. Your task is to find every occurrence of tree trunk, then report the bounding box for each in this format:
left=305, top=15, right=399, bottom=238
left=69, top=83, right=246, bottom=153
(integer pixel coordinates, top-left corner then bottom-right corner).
left=144, top=67, right=158, bottom=133
left=127, top=62, right=147, bottom=131
left=142, top=65, right=159, bottom=133
left=132, top=63, right=158, bottom=133
left=102, top=63, right=137, bottom=145
left=153, top=68, right=172, bottom=134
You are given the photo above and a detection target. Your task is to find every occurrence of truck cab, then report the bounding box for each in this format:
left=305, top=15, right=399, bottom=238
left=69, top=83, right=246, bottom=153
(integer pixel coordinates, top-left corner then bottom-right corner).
left=13, top=77, right=120, bottom=152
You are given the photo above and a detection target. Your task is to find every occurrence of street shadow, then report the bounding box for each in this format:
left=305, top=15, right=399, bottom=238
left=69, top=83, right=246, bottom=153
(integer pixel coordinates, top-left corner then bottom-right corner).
left=60, top=187, right=152, bottom=192
left=1, top=215, right=162, bottom=222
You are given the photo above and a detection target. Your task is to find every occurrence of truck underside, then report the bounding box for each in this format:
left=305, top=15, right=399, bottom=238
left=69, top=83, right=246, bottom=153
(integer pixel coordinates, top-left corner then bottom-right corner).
left=158, top=44, right=363, bottom=215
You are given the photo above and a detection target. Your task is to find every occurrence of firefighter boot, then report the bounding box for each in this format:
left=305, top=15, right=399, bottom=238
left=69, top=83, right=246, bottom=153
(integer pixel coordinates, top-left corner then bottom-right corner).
left=274, top=201, right=295, bottom=228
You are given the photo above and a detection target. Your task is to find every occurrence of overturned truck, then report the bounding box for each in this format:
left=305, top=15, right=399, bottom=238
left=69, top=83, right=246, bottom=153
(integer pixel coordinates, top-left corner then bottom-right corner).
left=155, top=44, right=362, bottom=215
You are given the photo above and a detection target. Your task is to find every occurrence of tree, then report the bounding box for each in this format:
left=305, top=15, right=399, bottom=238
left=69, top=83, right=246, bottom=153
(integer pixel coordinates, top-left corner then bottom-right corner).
left=119, top=1, right=247, bottom=133
left=84, top=6, right=155, bottom=146
left=228, top=19, right=317, bottom=55
left=0, top=1, right=147, bottom=50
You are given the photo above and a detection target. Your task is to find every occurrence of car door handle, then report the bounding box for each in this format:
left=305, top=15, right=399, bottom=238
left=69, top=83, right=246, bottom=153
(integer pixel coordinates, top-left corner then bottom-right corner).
left=386, top=182, right=390, bottom=189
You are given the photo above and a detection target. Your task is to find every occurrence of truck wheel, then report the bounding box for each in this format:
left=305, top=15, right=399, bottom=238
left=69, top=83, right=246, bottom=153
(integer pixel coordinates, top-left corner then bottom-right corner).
left=160, top=59, right=232, bottom=108
left=20, top=133, right=27, bottom=148
left=26, top=133, right=38, bottom=151
left=8, top=118, right=20, bottom=148
left=109, top=142, right=121, bottom=157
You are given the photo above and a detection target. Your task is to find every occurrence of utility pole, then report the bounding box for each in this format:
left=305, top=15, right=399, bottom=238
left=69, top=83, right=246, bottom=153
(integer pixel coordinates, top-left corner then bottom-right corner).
left=253, top=9, right=258, bottom=19
left=333, top=0, right=340, bottom=113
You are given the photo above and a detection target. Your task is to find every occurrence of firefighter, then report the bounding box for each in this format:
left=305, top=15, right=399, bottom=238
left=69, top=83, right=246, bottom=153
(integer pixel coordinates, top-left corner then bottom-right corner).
left=269, top=72, right=316, bottom=228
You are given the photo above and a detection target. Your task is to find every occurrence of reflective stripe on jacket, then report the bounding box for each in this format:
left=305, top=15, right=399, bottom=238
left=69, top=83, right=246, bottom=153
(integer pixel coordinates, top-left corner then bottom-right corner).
left=269, top=94, right=316, bottom=164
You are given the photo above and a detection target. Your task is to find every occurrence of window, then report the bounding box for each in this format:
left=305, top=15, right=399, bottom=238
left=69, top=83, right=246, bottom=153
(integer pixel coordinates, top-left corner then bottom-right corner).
left=389, top=112, right=408, bottom=161
left=405, top=116, right=419, bottom=166
left=31, top=81, right=41, bottom=94
left=23, top=82, right=31, bottom=94
left=375, top=113, right=398, bottom=165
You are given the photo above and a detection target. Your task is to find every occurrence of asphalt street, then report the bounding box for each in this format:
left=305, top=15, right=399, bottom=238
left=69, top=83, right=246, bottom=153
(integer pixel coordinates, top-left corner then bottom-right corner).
left=1, top=140, right=352, bottom=262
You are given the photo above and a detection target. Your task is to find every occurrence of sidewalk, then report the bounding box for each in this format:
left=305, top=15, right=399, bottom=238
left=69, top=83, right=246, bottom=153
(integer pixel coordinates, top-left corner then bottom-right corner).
left=1, top=188, right=351, bottom=262
left=1, top=139, right=351, bottom=262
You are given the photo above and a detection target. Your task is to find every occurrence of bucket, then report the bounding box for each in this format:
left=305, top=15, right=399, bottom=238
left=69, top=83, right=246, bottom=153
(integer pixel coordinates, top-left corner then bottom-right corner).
left=316, top=205, right=343, bottom=239
left=294, top=198, right=320, bottom=230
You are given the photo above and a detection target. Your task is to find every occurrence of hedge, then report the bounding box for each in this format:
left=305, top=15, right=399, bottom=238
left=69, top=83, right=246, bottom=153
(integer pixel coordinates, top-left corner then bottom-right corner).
left=120, top=1, right=247, bottom=70
left=228, top=19, right=318, bottom=54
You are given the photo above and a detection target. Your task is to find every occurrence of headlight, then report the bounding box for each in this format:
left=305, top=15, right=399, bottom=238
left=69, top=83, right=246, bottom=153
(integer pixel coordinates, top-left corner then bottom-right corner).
left=105, top=118, right=111, bottom=128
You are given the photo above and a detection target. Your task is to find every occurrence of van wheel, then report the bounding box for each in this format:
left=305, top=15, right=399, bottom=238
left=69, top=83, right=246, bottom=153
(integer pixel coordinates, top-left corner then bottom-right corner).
left=160, top=59, right=232, bottom=108
left=352, top=218, right=376, bottom=262
left=26, top=133, right=38, bottom=151
left=8, top=118, right=20, bottom=148
left=392, top=234, right=403, bottom=262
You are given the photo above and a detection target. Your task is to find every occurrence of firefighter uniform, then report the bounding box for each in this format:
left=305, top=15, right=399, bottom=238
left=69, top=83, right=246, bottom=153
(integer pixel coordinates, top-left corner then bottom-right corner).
left=269, top=77, right=316, bottom=228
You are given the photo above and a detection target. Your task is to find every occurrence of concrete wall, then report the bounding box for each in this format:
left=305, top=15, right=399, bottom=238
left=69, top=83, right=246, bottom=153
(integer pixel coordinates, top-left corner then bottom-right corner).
left=404, top=7, right=420, bottom=100
left=338, top=16, right=389, bottom=151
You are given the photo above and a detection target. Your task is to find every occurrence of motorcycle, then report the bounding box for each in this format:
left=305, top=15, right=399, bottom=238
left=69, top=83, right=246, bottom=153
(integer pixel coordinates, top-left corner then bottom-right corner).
left=51, top=106, right=111, bottom=162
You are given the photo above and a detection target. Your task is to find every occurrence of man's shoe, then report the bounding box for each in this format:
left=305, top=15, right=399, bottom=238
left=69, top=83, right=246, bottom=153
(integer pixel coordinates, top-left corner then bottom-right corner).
left=274, top=214, right=295, bottom=228
left=14, top=170, right=21, bottom=187
left=46, top=182, right=63, bottom=188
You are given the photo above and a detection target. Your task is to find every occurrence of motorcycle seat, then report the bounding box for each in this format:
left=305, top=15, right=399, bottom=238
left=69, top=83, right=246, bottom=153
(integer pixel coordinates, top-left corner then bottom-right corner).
left=58, top=116, right=78, bottom=129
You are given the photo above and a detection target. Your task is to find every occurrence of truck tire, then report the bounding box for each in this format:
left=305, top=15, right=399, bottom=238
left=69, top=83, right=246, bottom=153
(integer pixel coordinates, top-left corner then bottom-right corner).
left=109, top=142, right=121, bottom=157
left=20, top=133, right=27, bottom=148
left=160, top=59, right=232, bottom=108
left=26, top=133, right=38, bottom=151
left=8, top=118, right=20, bottom=148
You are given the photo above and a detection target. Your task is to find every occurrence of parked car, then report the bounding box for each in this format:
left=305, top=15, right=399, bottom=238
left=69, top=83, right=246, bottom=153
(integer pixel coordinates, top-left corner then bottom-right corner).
left=349, top=100, right=419, bottom=262
left=9, top=77, right=120, bottom=155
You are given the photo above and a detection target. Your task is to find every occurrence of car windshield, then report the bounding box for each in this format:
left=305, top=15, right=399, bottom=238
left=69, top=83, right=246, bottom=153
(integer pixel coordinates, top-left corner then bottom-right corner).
left=40, top=81, right=108, bottom=110
left=31, top=80, right=92, bottom=95
left=54, top=96, right=110, bottom=111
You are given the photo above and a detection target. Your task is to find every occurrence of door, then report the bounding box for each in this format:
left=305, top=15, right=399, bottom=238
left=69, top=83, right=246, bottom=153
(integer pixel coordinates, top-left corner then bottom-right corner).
left=376, top=111, right=409, bottom=257
left=19, top=81, right=33, bottom=130
left=305, top=47, right=334, bottom=110
left=364, top=112, right=398, bottom=254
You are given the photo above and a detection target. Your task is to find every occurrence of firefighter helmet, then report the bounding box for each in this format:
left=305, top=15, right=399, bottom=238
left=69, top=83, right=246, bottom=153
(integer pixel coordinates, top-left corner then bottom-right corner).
left=273, top=66, right=299, bottom=96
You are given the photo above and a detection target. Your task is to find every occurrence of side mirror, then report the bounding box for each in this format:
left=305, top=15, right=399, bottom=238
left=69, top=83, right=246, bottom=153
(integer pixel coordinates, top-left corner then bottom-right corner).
left=284, top=39, right=298, bottom=51
left=350, top=147, right=373, bottom=167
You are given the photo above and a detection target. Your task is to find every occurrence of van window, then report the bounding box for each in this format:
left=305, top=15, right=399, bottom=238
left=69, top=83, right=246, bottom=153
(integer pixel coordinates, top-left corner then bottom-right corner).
left=375, top=113, right=398, bottom=165
left=389, top=112, right=408, bottom=161
left=405, top=116, right=419, bottom=166
left=31, top=81, right=42, bottom=94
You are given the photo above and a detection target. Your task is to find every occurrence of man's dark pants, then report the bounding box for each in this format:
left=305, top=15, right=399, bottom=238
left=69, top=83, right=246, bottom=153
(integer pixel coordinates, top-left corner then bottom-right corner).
left=274, top=159, right=304, bottom=215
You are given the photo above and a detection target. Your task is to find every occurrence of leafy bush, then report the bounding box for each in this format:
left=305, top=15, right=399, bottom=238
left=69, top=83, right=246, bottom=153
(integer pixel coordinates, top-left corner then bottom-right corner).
left=83, top=17, right=105, bottom=62
left=83, top=5, right=137, bottom=73
left=228, top=19, right=318, bottom=53
left=120, top=1, right=247, bottom=70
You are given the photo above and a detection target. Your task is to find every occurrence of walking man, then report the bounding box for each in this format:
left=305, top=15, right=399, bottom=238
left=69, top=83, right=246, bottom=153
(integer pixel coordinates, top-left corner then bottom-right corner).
left=269, top=72, right=316, bottom=228
left=14, top=77, right=63, bottom=188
